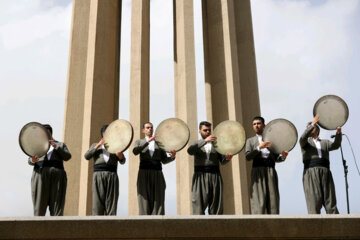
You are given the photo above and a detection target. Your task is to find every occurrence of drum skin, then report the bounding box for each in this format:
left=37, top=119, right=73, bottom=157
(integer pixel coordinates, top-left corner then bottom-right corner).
left=19, top=122, right=50, bottom=157
left=262, top=118, right=298, bottom=155
left=103, top=119, right=134, bottom=154
left=155, top=118, right=190, bottom=152
left=213, top=120, right=246, bottom=155
left=313, top=95, right=349, bottom=130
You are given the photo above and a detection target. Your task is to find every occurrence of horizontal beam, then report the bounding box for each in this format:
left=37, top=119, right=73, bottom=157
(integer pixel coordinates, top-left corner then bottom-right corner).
left=1, top=215, right=359, bottom=239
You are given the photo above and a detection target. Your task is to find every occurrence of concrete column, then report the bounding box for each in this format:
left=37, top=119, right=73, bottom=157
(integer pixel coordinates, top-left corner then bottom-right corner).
left=63, top=0, right=121, bottom=216
left=202, top=0, right=260, bottom=214
left=63, top=0, right=91, bottom=216
left=128, top=0, right=150, bottom=215
left=173, top=0, right=198, bottom=215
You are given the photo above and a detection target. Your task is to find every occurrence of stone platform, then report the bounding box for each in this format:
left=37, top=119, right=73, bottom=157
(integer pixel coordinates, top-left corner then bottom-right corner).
left=1, top=215, right=359, bottom=239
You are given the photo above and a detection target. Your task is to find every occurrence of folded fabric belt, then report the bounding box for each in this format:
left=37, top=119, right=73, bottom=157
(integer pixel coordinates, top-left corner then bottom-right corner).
left=194, top=165, right=220, bottom=173
left=94, top=163, right=117, bottom=172
left=252, top=157, right=275, bottom=168
left=139, top=160, right=162, bottom=171
left=304, top=158, right=330, bottom=169
left=33, top=160, right=64, bottom=171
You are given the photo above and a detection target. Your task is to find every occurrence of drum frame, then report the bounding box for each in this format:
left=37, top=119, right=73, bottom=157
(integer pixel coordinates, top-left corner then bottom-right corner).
left=313, top=94, right=349, bottom=130
left=103, top=119, right=134, bottom=154
left=19, top=122, right=50, bottom=157
left=213, top=120, right=246, bottom=155
left=262, top=118, right=298, bottom=154
left=155, top=118, right=190, bottom=152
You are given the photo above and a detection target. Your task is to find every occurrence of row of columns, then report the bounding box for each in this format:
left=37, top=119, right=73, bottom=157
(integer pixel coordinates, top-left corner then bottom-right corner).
left=63, top=0, right=260, bottom=216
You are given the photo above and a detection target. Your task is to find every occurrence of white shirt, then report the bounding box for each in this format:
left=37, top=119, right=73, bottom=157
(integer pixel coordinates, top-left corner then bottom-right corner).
left=204, top=142, right=212, bottom=160
left=146, top=137, right=155, bottom=157
left=101, top=145, right=110, bottom=163
left=256, top=134, right=270, bottom=158
left=312, top=138, right=322, bottom=158
left=47, top=145, right=54, bottom=160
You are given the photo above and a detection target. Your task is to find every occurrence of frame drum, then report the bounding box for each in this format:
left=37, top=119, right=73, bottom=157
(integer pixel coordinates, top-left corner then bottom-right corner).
left=262, top=118, right=298, bottom=155
left=103, top=119, right=134, bottom=154
left=313, top=95, right=349, bottom=130
left=155, top=118, right=190, bottom=152
left=213, top=120, right=246, bottom=155
left=19, top=122, right=50, bottom=157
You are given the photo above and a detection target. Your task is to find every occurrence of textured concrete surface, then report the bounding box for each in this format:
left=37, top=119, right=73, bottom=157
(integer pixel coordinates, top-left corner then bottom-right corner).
left=1, top=215, right=359, bottom=239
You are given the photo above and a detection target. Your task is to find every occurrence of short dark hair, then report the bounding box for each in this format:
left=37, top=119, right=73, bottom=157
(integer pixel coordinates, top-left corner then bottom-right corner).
left=142, top=122, right=153, bottom=129
left=199, top=121, right=211, bottom=130
left=43, top=124, right=53, bottom=135
left=252, top=116, right=265, bottom=124
left=100, top=125, right=108, bottom=137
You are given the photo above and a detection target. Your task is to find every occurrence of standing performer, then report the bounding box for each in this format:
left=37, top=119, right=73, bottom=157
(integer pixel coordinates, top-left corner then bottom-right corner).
left=28, top=124, right=71, bottom=216
left=132, top=122, right=176, bottom=215
left=245, top=116, right=288, bottom=214
left=300, top=114, right=342, bottom=214
left=84, top=125, right=126, bottom=215
left=187, top=121, right=232, bottom=215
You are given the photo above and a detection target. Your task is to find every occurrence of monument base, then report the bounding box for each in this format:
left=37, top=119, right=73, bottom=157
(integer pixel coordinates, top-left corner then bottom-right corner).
left=1, top=215, right=359, bottom=239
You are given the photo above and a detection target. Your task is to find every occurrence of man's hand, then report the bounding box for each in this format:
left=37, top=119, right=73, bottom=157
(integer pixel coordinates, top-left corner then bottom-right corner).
left=31, top=155, right=39, bottom=163
left=170, top=150, right=176, bottom=159
left=225, top=153, right=233, bottom=161
left=259, top=141, right=272, bottom=149
left=115, top=151, right=124, bottom=160
left=336, top=126, right=342, bottom=134
left=204, top=135, right=216, bottom=143
left=95, top=138, right=105, bottom=150
left=312, top=114, right=320, bottom=126
left=148, top=134, right=157, bottom=143
left=49, top=140, right=57, bottom=148
left=281, top=151, right=289, bottom=160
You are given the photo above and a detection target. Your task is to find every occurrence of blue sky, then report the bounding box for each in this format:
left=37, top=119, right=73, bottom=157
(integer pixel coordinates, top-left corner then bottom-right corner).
left=0, top=0, right=359, bottom=216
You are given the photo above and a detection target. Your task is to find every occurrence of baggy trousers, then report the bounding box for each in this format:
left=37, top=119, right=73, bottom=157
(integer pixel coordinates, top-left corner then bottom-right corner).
left=137, top=169, right=166, bottom=215
left=92, top=171, right=119, bottom=215
left=31, top=167, right=67, bottom=216
left=303, top=166, right=339, bottom=214
left=192, top=172, right=223, bottom=215
left=250, top=167, right=279, bottom=214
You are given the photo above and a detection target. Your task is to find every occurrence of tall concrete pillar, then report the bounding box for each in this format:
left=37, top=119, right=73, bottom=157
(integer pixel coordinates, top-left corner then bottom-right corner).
left=128, top=0, right=150, bottom=215
left=173, top=0, right=198, bottom=215
left=63, top=0, right=121, bottom=216
left=202, top=0, right=260, bottom=214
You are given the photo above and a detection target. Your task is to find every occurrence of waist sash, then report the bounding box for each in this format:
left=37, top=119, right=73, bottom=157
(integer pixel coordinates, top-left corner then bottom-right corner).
left=94, top=163, right=117, bottom=172
left=139, top=160, right=162, bottom=171
left=194, top=165, right=220, bottom=173
left=252, top=157, right=275, bottom=168
left=304, top=158, right=330, bottom=169
left=33, top=160, right=64, bottom=171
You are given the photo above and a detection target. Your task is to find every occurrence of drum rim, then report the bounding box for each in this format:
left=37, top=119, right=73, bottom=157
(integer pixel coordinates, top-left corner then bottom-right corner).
left=262, top=118, right=298, bottom=154
left=104, top=119, right=134, bottom=154
left=154, top=117, right=190, bottom=152
left=313, top=94, right=349, bottom=130
left=213, top=120, right=246, bottom=155
left=19, top=121, right=50, bottom=157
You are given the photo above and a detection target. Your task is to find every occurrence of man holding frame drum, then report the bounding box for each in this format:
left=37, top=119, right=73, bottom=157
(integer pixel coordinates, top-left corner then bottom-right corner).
left=300, top=114, right=342, bottom=214
left=27, top=124, right=72, bottom=216
left=187, top=121, right=232, bottom=215
left=132, top=122, right=176, bottom=215
left=84, top=124, right=126, bottom=216
left=245, top=116, right=288, bottom=214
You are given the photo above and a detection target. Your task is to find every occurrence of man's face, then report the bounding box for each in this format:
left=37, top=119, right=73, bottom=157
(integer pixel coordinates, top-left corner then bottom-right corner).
left=142, top=123, right=153, bottom=137
left=199, top=125, right=211, bottom=139
left=311, top=128, right=320, bottom=139
left=252, top=119, right=265, bottom=135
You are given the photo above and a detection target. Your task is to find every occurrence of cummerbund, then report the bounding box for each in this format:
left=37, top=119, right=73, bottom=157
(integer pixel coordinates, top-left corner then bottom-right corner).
left=194, top=165, right=220, bottom=173
left=34, top=160, right=64, bottom=172
left=252, top=157, right=275, bottom=168
left=304, top=158, right=330, bottom=169
left=94, top=163, right=117, bottom=172
left=139, top=160, right=162, bottom=171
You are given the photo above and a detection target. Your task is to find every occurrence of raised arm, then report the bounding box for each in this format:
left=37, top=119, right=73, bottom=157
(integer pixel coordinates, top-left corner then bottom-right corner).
left=132, top=139, right=149, bottom=155
left=187, top=139, right=206, bottom=155
left=54, top=142, right=72, bottom=161
left=84, top=143, right=98, bottom=160
left=328, top=127, right=342, bottom=151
